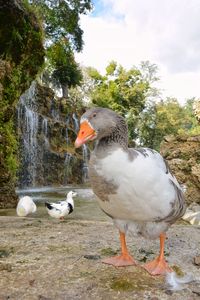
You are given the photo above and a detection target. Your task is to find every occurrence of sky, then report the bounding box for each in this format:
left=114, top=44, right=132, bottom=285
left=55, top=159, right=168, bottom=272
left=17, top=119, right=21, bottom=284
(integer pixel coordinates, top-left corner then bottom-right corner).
left=75, top=0, right=200, bottom=104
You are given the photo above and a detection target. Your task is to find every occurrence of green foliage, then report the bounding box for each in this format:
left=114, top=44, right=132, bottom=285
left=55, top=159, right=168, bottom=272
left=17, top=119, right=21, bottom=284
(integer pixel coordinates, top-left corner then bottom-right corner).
left=0, top=0, right=45, bottom=184
left=193, top=99, right=200, bottom=122
left=138, top=98, right=200, bottom=150
left=47, top=40, right=82, bottom=97
left=183, top=99, right=200, bottom=135
left=83, top=61, right=199, bottom=150
left=86, top=61, right=157, bottom=141
left=29, top=0, right=92, bottom=52
left=28, top=1, right=92, bottom=97
left=0, top=1, right=44, bottom=70
left=1, top=120, right=19, bottom=177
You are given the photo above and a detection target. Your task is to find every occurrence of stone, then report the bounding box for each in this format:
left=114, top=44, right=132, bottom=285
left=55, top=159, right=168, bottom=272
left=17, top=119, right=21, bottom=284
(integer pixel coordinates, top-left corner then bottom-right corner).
left=0, top=263, right=12, bottom=272
left=193, top=256, right=200, bottom=266
left=160, top=134, right=200, bottom=205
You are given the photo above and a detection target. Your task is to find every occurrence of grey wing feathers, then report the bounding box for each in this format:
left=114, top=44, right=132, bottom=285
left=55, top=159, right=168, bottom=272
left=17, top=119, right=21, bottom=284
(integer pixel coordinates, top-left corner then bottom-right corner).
left=148, top=149, right=186, bottom=224
left=163, top=179, right=186, bottom=224
left=154, top=179, right=186, bottom=224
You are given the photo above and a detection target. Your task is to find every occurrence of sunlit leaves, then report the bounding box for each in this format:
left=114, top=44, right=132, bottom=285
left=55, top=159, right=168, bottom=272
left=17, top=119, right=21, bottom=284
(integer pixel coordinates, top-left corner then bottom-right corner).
left=30, top=0, right=92, bottom=51
left=138, top=98, right=200, bottom=150
left=86, top=61, right=157, bottom=141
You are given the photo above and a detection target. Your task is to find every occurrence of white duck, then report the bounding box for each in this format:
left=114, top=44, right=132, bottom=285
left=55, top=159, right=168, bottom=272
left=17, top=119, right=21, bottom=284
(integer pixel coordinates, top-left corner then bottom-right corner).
left=75, top=107, right=186, bottom=275
left=16, top=195, right=37, bottom=217
left=45, top=191, right=77, bottom=220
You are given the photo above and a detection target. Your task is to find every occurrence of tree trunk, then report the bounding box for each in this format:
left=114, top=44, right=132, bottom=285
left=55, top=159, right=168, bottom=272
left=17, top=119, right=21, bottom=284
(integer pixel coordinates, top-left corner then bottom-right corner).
left=61, top=84, right=68, bottom=99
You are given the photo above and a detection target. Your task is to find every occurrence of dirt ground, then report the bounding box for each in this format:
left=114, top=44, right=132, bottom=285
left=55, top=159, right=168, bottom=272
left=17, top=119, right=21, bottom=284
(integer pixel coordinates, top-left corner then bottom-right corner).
left=0, top=206, right=200, bottom=300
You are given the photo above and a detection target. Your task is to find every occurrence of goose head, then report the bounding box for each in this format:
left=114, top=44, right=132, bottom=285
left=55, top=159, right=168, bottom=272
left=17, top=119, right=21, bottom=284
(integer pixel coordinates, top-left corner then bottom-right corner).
left=74, top=107, right=127, bottom=148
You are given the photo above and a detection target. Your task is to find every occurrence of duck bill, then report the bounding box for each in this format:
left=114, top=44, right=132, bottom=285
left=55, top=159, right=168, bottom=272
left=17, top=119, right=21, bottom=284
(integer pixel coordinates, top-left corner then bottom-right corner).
left=74, top=120, right=97, bottom=148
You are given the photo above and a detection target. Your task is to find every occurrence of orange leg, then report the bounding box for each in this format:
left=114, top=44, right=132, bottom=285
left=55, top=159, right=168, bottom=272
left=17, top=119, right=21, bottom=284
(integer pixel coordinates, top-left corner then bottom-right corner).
left=102, top=231, right=137, bottom=267
left=142, top=233, right=173, bottom=275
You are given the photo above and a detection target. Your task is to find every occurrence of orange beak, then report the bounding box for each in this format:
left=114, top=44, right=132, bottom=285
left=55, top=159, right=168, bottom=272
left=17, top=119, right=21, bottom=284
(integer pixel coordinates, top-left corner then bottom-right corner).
left=74, top=120, right=97, bottom=148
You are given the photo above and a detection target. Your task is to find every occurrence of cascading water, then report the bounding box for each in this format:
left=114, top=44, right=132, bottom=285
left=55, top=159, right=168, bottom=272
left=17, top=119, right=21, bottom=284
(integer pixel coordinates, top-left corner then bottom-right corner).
left=50, top=98, right=60, bottom=120
left=72, top=113, right=79, bottom=133
left=42, top=117, right=49, bottom=148
left=63, top=153, right=72, bottom=184
left=17, top=82, right=40, bottom=186
left=65, top=115, right=70, bottom=145
left=63, top=115, right=71, bottom=184
left=82, top=144, right=89, bottom=182
left=72, top=113, right=90, bottom=182
left=17, top=81, right=90, bottom=187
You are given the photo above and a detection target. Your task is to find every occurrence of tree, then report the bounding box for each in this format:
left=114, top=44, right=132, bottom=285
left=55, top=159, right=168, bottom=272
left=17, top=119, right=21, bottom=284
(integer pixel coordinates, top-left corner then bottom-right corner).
left=29, top=0, right=92, bottom=95
left=183, top=98, right=200, bottom=135
left=29, top=0, right=92, bottom=51
left=86, top=61, right=158, bottom=141
left=48, top=40, right=82, bottom=98
left=193, top=99, right=200, bottom=123
left=138, top=98, right=200, bottom=150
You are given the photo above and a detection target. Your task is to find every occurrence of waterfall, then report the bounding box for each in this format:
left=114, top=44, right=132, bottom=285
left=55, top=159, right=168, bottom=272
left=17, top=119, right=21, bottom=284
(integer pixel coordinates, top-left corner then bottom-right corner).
left=72, top=112, right=79, bottom=133
left=65, top=115, right=70, bottom=144
left=71, top=113, right=90, bottom=182
left=17, top=81, right=90, bottom=187
left=63, top=153, right=72, bottom=184
left=50, top=98, right=60, bottom=120
left=82, top=144, right=89, bottom=182
left=63, top=115, right=71, bottom=184
left=17, top=82, right=40, bottom=186
left=42, top=117, right=49, bottom=148
left=42, top=117, right=48, bottom=136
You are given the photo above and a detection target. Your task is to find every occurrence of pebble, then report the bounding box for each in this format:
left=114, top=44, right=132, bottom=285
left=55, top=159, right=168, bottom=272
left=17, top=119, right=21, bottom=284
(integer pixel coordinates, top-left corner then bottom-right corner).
left=194, top=255, right=200, bottom=266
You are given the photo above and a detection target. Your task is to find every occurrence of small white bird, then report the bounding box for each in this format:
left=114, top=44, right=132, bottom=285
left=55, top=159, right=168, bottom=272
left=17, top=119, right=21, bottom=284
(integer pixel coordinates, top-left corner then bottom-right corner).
left=45, top=191, right=77, bottom=220
left=16, top=196, right=37, bottom=217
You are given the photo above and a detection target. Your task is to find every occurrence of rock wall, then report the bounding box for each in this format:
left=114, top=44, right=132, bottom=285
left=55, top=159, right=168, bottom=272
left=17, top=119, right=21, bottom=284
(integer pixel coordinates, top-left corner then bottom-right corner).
left=160, top=135, right=200, bottom=205
left=0, top=0, right=44, bottom=208
left=17, top=81, right=89, bottom=188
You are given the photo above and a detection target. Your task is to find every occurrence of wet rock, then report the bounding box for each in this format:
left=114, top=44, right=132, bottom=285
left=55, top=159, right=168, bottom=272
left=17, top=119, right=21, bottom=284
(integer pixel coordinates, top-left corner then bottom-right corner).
left=17, top=81, right=89, bottom=187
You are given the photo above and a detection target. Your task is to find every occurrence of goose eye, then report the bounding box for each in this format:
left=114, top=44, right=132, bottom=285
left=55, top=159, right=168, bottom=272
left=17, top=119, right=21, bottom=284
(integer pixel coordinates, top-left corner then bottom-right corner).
left=93, top=113, right=97, bottom=118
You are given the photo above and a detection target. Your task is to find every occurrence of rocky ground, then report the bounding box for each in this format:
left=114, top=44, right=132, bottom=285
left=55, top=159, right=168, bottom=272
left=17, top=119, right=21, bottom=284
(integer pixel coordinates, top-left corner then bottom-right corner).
left=0, top=204, right=200, bottom=300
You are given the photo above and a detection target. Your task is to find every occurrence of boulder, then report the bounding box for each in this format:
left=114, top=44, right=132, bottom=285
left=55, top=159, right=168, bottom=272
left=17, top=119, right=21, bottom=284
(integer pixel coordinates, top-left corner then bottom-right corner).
left=160, top=134, right=200, bottom=205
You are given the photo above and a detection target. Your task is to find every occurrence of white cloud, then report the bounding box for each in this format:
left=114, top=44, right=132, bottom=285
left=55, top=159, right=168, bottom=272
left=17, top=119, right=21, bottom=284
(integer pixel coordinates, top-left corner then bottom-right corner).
left=76, top=0, right=200, bottom=103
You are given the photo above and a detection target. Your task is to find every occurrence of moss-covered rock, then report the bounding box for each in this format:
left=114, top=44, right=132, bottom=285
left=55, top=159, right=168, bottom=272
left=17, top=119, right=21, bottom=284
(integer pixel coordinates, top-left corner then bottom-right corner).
left=0, top=0, right=45, bottom=208
left=17, top=81, right=88, bottom=187
left=160, top=134, right=200, bottom=205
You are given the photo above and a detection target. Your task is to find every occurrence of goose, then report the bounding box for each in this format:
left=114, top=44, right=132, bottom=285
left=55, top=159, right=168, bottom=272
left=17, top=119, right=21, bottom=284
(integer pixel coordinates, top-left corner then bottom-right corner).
left=74, top=107, right=186, bottom=275
left=16, top=195, right=37, bottom=217
left=45, top=191, right=77, bottom=220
